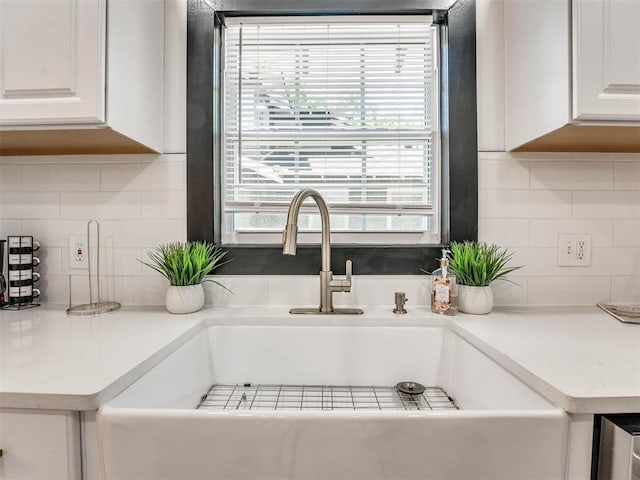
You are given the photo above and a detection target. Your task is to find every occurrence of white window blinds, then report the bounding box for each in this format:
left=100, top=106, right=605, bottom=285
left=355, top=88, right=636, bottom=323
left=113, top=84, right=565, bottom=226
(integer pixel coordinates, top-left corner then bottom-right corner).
left=223, top=16, right=439, bottom=239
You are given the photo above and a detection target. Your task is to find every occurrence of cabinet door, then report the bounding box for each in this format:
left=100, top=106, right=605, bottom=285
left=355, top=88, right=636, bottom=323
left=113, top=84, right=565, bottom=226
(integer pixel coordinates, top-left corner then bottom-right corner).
left=573, top=0, right=640, bottom=121
left=0, top=0, right=106, bottom=126
left=0, top=409, right=81, bottom=479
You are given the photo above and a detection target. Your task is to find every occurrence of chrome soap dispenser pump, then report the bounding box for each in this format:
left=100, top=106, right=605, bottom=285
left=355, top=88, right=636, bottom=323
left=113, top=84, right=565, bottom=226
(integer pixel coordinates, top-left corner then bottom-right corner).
left=431, top=248, right=458, bottom=315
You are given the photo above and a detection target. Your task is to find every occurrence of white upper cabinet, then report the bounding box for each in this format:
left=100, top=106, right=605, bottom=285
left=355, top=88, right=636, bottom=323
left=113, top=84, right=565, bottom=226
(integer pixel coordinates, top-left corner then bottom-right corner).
left=505, top=0, right=640, bottom=152
left=573, top=0, right=640, bottom=121
left=0, top=0, right=105, bottom=125
left=0, top=0, right=164, bottom=155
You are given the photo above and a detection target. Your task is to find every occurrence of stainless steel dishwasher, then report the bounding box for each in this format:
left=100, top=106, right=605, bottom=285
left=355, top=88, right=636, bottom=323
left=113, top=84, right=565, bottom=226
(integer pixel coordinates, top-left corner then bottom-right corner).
left=598, top=415, right=640, bottom=480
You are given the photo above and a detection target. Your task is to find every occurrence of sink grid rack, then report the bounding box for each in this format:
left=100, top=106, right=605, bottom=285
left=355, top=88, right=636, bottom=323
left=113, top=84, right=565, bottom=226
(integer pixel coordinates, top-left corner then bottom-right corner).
left=198, top=384, right=458, bottom=411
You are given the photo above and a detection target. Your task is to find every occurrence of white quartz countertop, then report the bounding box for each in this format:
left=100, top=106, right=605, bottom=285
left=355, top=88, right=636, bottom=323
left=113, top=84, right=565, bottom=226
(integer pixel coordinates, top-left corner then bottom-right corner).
left=0, top=304, right=638, bottom=413
left=450, top=306, right=640, bottom=414
left=0, top=306, right=205, bottom=410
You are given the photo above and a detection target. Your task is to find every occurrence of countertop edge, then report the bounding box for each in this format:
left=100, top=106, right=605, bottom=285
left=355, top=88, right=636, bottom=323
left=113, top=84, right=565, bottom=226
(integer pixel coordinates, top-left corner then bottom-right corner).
left=1, top=306, right=638, bottom=414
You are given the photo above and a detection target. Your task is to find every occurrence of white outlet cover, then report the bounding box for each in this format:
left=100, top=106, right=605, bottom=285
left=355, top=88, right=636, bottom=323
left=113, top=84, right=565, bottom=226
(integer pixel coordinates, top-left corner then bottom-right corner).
left=69, top=234, right=88, bottom=269
left=558, top=233, right=591, bottom=267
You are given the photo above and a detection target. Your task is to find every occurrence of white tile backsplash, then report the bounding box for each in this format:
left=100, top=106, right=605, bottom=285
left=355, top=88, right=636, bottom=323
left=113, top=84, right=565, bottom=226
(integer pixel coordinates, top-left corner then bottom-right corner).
left=613, top=219, right=640, bottom=247
left=509, top=248, right=559, bottom=277
left=572, top=191, right=640, bottom=219
left=41, top=274, right=87, bottom=305
left=1, top=0, right=638, bottom=308
left=0, top=165, right=21, bottom=191
left=266, top=276, right=318, bottom=307
left=527, top=277, right=612, bottom=306
left=478, top=218, right=530, bottom=247
left=59, top=247, right=144, bottom=277
left=39, top=248, right=62, bottom=276
left=478, top=159, right=530, bottom=189
left=21, top=164, right=101, bottom=192
left=353, top=276, right=431, bottom=307
left=203, top=276, right=269, bottom=306
left=479, top=189, right=573, bottom=218
left=591, top=248, right=640, bottom=277
left=529, top=219, right=613, bottom=247
left=491, top=277, right=528, bottom=306
left=614, top=162, right=640, bottom=190
left=140, top=190, right=185, bottom=219
left=59, top=192, right=141, bottom=219
left=101, top=160, right=185, bottom=191
left=611, top=276, right=640, bottom=304
left=0, top=192, right=59, bottom=219
left=199, top=275, right=432, bottom=309
left=99, top=218, right=186, bottom=247
left=19, top=219, right=95, bottom=247
left=114, top=275, right=169, bottom=306
left=0, top=219, right=21, bottom=237
left=530, top=162, right=614, bottom=191
left=512, top=247, right=639, bottom=278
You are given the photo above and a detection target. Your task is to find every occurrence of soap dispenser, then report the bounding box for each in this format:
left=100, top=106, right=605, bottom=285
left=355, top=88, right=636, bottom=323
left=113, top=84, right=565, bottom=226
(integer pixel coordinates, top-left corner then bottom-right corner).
left=431, top=249, right=458, bottom=315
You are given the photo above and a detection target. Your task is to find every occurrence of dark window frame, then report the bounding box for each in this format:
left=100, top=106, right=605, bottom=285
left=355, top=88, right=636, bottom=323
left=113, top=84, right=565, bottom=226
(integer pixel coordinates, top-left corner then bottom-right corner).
left=187, top=0, right=477, bottom=275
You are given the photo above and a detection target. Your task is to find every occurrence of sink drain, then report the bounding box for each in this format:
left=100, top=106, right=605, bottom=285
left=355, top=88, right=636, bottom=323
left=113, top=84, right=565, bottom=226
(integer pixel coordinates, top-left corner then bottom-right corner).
left=395, top=381, right=426, bottom=395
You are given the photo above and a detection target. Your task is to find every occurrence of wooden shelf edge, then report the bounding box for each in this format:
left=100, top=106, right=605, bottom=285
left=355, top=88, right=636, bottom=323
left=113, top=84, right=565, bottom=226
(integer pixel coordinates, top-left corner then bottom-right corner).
left=512, top=124, right=640, bottom=153
left=0, top=128, right=159, bottom=155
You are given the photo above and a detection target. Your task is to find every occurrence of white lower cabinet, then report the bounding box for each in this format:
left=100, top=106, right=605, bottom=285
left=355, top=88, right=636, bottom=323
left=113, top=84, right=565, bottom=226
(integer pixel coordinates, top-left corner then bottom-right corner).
left=79, top=412, right=101, bottom=480
left=0, top=409, right=81, bottom=480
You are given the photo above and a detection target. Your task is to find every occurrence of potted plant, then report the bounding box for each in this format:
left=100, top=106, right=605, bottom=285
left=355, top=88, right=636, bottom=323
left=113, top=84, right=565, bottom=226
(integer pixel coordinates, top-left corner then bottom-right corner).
left=141, top=241, right=230, bottom=314
left=447, top=241, right=522, bottom=314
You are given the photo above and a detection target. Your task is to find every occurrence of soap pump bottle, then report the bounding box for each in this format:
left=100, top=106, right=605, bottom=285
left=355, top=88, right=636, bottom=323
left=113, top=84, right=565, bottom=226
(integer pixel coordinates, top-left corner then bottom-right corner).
left=431, top=248, right=458, bottom=315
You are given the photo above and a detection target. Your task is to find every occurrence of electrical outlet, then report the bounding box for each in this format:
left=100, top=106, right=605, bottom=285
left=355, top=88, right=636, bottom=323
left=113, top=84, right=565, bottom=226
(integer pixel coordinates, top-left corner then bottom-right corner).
left=69, top=235, right=88, bottom=269
left=558, top=234, right=591, bottom=267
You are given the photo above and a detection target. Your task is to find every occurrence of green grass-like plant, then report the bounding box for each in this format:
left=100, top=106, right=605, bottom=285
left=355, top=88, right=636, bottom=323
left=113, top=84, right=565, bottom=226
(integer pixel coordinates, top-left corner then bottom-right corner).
left=447, top=241, right=522, bottom=287
left=140, top=241, right=231, bottom=288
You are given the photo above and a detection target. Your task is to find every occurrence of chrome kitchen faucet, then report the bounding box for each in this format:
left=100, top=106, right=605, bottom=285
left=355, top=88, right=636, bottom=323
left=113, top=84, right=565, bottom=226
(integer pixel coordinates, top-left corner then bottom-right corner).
left=282, top=188, right=363, bottom=314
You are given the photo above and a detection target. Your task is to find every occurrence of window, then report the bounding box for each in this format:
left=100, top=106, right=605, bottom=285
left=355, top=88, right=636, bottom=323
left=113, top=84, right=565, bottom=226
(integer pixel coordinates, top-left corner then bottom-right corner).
left=222, top=17, right=440, bottom=245
left=187, top=0, right=477, bottom=275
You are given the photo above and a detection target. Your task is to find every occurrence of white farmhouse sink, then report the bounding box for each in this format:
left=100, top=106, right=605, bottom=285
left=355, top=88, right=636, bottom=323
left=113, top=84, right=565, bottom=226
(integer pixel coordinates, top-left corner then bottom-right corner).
left=98, top=322, right=568, bottom=480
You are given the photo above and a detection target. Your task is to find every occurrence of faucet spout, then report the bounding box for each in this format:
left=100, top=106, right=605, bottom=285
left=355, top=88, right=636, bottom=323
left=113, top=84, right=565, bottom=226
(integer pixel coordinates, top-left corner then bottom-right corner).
left=282, top=188, right=331, bottom=273
left=282, top=188, right=361, bottom=315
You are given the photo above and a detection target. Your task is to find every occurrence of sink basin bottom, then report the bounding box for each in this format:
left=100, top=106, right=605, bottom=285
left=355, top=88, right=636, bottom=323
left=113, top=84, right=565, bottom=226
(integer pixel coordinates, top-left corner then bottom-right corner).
left=198, top=383, right=458, bottom=411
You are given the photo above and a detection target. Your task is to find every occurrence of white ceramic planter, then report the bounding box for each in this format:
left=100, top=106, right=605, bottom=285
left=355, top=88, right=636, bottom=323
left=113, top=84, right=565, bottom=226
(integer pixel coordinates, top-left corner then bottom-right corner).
left=165, top=284, right=205, bottom=314
left=458, top=285, right=494, bottom=315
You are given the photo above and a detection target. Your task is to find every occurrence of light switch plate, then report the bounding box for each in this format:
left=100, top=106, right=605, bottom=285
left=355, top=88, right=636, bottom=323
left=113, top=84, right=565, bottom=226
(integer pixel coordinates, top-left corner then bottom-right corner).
left=558, top=234, right=591, bottom=267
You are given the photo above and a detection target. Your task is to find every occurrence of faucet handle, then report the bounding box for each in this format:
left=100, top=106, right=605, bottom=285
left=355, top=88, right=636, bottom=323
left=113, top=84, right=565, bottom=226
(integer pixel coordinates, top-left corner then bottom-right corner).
left=330, top=259, right=353, bottom=292
left=342, top=259, right=353, bottom=292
